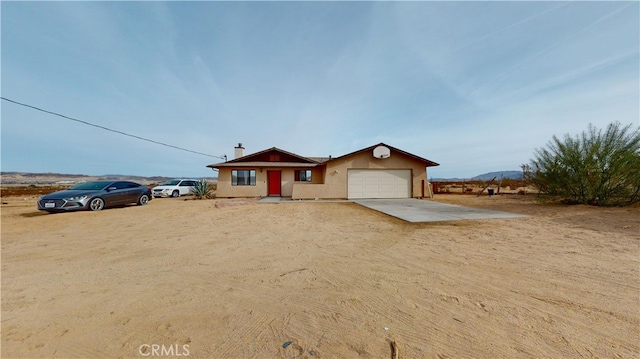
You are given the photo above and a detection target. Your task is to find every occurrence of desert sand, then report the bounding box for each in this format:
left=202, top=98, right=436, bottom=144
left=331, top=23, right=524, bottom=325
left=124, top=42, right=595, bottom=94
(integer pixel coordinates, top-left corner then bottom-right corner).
left=1, top=193, right=638, bottom=358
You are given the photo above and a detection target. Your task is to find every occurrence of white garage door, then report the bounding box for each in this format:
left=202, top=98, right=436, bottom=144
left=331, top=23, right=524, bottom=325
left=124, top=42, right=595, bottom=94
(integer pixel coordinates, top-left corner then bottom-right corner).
left=348, top=169, right=411, bottom=199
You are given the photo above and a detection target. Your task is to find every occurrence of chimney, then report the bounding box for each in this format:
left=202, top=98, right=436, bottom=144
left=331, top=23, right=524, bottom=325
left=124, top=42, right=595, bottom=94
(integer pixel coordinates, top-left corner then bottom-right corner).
left=234, top=143, right=245, bottom=159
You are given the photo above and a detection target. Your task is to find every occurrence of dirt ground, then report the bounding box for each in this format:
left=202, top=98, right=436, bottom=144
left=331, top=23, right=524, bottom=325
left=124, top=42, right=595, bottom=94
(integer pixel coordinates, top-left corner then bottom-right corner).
left=1, top=193, right=638, bottom=358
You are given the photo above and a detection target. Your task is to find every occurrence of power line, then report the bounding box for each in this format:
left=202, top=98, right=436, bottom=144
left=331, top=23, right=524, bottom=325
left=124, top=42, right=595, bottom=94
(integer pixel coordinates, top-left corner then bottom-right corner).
left=1, top=97, right=227, bottom=160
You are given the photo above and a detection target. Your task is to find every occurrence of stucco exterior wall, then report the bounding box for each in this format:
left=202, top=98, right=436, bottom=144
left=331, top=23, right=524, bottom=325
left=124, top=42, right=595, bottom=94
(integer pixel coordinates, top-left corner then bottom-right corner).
left=215, top=167, right=326, bottom=198
left=215, top=149, right=431, bottom=199
left=279, top=170, right=294, bottom=197
left=292, top=150, right=429, bottom=199
left=215, top=168, right=266, bottom=197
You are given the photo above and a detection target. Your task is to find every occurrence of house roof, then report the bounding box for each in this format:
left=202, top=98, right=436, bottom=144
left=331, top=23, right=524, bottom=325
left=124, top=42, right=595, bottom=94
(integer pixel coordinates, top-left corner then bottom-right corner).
left=329, top=143, right=440, bottom=167
left=211, top=162, right=319, bottom=168
left=207, top=147, right=319, bottom=169
left=307, top=157, right=331, bottom=163
left=232, top=147, right=319, bottom=164
left=207, top=143, right=439, bottom=169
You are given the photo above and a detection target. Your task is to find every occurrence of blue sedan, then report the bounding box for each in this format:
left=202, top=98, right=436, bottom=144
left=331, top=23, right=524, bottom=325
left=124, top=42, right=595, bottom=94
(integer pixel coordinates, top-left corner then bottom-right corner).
left=37, top=180, right=152, bottom=212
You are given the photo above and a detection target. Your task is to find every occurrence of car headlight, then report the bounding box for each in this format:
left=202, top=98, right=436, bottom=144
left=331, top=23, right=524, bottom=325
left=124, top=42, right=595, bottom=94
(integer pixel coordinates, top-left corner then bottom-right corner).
left=65, top=195, right=91, bottom=201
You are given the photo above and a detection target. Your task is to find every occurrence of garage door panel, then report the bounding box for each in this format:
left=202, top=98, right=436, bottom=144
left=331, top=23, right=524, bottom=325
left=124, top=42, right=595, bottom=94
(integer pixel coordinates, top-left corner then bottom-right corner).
left=382, top=187, right=400, bottom=194
left=348, top=169, right=411, bottom=199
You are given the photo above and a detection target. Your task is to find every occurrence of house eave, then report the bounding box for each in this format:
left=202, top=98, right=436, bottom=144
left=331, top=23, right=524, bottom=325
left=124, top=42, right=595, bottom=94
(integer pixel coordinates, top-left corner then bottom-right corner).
left=208, top=162, right=320, bottom=169
left=328, top=142, right=440, bottom=167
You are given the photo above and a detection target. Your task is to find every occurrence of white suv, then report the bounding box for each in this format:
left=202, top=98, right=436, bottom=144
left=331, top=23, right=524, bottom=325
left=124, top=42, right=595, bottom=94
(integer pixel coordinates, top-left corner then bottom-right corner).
left=152, top=179, right=197, bottom=198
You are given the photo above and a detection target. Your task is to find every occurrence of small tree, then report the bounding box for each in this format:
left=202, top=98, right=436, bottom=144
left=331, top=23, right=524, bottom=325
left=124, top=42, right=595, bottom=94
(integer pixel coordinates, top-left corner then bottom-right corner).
left=191, top=179, right=213, bottom=199
left=529, top=122, right=640, bottom=206
left=520, top=164, right=533, bottom=194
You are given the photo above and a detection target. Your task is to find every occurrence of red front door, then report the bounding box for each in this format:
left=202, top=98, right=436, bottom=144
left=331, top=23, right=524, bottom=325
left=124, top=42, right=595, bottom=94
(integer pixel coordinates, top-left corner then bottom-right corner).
left=268, top=171, right=281, bottom=196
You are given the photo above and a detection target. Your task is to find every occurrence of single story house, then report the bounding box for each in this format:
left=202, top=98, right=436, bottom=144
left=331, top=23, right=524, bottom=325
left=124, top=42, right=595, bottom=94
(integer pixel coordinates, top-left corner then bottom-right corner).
left=207, top=143, right=439, bottom=200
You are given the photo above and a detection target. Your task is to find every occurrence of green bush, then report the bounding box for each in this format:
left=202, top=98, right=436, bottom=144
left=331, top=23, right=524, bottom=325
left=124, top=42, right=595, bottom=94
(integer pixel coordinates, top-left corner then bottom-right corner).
left=191, top=179, right=213, bottom=199
left=528, top=122, right=640, bottom=206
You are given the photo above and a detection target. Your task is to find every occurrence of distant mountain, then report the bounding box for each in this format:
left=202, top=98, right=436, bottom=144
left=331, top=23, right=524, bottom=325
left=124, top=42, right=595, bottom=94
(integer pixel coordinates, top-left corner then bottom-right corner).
left=431, top=170, right=523, bottom=182
left=98, top=174, right=176, bottom=182
left=0, top=172, right=217, bottom=185
left=471, top=171, right=523, bottom=181
left=2, top=171, right=90, bottom=178
left=429, top=177, right=467, bottom=182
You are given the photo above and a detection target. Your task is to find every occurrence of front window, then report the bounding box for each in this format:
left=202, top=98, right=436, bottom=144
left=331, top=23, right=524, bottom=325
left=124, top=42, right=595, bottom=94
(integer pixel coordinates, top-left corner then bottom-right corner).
left=232, top=170, right=256, bottom=186
left=294, top=170, right=312, bottom=182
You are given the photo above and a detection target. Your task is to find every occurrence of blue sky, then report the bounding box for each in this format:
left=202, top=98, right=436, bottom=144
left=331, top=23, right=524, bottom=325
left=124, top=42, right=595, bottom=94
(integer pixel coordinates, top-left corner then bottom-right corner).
left=2, top=1, right=638, bottom=179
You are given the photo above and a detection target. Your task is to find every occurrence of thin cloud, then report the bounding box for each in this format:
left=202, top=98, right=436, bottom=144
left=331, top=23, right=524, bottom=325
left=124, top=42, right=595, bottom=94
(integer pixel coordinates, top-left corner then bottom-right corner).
left=2, top=2, right=637, bottom=178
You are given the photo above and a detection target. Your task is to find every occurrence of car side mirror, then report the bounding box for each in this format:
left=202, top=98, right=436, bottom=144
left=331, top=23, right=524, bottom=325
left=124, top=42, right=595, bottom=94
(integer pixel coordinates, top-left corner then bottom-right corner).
left=108, top=187, right=117, bottom=191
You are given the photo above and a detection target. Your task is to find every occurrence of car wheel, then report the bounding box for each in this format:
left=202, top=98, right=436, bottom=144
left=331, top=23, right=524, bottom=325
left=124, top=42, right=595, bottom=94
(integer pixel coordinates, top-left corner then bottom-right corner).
left=171, top=190, right=180, bottom=198
left=89, top=198, right=105, bottom=211
left=138, top=194, right=150, bottom=205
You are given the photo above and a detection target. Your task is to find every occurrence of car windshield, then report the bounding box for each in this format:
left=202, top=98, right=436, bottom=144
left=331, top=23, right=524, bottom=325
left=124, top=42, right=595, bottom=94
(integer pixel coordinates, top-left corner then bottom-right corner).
left=159, top=180, right=180, bottom=186
left=68, top=181, right=113, bottom=190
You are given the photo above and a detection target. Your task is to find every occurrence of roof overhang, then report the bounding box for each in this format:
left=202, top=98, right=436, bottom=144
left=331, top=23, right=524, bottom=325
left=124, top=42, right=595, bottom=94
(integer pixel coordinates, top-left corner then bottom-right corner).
left=206, top=143, right=439, bottom=169
left=208, top=161, right=320, bottom=169
left=330, top=143, right=440, bottom=167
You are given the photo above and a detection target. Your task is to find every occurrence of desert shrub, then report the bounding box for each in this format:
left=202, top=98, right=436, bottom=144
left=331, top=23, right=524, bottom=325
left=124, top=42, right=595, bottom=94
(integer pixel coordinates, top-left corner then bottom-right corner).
left=191, top=179, right=213, bottom=199
left=528, top=122, right=640, bottom=206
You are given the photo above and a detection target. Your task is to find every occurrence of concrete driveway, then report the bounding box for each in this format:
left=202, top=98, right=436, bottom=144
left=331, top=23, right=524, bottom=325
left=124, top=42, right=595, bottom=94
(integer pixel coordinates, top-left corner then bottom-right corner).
left=354, top=198, right=526, bottom=223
